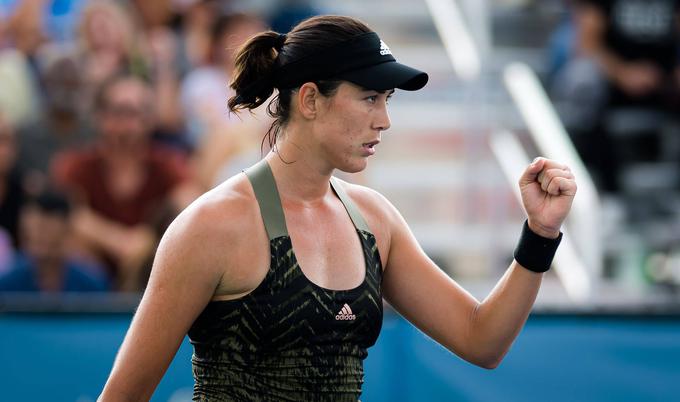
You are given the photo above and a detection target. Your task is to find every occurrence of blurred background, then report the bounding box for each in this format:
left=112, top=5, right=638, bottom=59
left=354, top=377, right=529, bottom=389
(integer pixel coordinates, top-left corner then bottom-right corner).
left=0, top=0, right=679, bottom=400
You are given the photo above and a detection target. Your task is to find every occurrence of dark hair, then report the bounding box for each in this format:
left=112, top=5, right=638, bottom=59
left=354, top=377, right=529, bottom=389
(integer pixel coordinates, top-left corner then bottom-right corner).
left=27, top=190, right=71, bottom=217
left=228, top=15, right=372, bottom=148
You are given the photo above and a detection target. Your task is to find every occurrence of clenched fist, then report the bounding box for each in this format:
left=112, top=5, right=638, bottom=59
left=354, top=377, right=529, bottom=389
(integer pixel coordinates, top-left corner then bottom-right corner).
left=519, top=157, right=577, bottom=239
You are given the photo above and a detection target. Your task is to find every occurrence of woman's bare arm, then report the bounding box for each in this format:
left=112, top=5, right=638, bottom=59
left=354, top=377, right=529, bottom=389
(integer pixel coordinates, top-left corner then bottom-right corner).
left=377, top=158, right=575, bottom=368
left=98, top=190, right=250, bottom=401
left=381, top=217, right=542, bottom=368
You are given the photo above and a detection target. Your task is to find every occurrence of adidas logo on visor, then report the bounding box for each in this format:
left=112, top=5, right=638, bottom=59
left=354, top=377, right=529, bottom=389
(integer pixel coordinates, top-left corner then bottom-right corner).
left=379, top=40, right=392, bottom=56
left=335, top=303, right=356, bottom=321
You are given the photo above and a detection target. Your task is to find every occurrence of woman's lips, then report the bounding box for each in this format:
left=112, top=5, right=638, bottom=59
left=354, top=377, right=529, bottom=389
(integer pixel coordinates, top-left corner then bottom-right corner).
left=362, top=140, right=380, bottom=155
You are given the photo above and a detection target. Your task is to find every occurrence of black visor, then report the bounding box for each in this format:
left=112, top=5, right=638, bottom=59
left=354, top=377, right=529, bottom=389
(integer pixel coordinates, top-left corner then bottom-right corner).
left=337, top=61, right=428, bottom=91
left=273, top=32, right=428, bottom=91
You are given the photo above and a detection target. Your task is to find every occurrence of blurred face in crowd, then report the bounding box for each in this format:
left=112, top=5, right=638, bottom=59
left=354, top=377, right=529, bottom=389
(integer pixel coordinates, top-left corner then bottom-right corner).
left=186, top=1, right=214, bottom=31
left=80, top=1, right=132, bottom=54
left=0, top=115, right=16, bottom=176
left=132, top=0, right=173, bottom=28
left=19, top=206, right=69, bottom=264
left=43, top=57, right=83, bottom=115
left=98, top=78, right=154, bottom=149
left=5, top=0, right=46, bottom=55
left=216, top=17, right=266, bottom=69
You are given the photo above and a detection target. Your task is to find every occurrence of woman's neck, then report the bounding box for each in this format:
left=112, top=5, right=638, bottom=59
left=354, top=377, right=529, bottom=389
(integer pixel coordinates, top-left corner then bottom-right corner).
left=265, top=135, right=333, bottom=206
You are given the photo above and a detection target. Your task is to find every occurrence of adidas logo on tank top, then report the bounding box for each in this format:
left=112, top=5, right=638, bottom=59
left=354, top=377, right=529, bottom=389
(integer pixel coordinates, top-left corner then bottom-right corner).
left=335, top=303, right=356, bottom=321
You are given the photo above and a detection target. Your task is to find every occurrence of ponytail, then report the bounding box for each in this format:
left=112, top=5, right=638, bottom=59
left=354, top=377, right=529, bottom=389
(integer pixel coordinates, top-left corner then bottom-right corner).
left=228, top=31, right=282, bottom=112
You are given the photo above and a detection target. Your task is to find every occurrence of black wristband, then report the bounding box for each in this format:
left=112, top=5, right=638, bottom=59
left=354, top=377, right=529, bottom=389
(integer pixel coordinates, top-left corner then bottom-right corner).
left=513, top=220, right=563, bottom=273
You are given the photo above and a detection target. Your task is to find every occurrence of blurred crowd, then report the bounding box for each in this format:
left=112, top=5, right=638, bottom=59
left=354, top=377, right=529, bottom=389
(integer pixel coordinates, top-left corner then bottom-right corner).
left=546, top=0, right=680, bottom=286
left=548, top=0, right=680, bottom=196
left=0, top=0, right=318, bottom=292
left=3, top=0, right=680, bottom=294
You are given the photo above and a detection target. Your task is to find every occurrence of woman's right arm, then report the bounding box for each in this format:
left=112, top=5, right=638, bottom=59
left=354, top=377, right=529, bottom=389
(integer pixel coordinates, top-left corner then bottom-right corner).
left=98, top=197, right=233, bottom=401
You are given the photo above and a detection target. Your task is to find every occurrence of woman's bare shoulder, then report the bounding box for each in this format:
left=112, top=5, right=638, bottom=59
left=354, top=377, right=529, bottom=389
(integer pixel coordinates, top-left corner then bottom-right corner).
left=160, top=173, right=260, bottom=260
left=335, top=178, right=398, bottom=221
left=332, top=178, right=402, bottom=261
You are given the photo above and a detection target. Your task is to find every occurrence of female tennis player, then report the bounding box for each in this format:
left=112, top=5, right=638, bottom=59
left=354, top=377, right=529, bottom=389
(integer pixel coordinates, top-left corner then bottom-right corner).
left=99, top=15, right=576, bottom=401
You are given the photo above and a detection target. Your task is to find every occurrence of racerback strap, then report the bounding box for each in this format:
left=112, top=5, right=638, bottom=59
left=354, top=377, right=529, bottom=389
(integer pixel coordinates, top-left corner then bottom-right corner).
left=330, top=177, right=371, bottom=233
left=244, top=159, right=288, bottom=240
left=244, top=159, right=372, bottom=239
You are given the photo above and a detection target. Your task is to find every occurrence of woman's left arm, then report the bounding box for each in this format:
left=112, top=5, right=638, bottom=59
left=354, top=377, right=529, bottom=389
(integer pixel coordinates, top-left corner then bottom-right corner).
left=381, top=157, right=576, bottom=368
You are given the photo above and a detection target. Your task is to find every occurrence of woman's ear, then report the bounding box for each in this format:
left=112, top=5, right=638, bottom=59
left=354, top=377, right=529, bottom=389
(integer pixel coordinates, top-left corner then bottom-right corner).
left=296, top=82, right=320, bottom=120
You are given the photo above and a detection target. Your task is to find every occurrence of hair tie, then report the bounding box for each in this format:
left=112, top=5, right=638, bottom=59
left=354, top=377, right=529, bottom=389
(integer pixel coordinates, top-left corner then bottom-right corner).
left=274, top=33, right=287, bottom=51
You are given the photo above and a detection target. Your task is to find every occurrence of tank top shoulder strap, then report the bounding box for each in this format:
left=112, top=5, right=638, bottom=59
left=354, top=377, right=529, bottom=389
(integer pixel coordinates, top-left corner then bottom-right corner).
left=329, top=177, right=372, bottom=234
left=244, top=159, right=288, bottom=240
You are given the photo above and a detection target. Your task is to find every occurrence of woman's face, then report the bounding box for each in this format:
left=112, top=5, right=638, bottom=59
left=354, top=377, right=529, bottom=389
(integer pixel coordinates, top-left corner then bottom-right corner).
left=312, top=82, right=393, bottom=173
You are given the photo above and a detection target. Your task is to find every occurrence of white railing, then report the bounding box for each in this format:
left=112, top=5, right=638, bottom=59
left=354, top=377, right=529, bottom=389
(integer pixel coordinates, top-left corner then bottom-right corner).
left=503, top=63, right=603, bottom=290
left=424, top=0, right=481, bottom=81
left=425, top=0, right=602, bottom=301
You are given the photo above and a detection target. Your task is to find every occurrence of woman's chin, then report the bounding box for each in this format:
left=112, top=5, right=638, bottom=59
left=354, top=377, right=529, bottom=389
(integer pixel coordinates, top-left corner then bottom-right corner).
left=336, top=159, right=368, bottom=174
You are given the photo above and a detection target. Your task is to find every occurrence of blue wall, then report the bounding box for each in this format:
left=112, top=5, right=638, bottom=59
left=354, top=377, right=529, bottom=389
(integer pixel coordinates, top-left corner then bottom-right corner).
left=1, top=313, right=678, bottom=401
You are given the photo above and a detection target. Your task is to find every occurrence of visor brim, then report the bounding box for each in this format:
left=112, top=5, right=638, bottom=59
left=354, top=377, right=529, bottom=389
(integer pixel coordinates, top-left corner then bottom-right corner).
left=337, top=61, right=429, bottom=91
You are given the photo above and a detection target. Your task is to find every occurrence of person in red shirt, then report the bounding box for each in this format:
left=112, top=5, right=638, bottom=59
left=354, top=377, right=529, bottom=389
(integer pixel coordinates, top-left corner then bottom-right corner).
left=53, top=74, right=199, bottom=291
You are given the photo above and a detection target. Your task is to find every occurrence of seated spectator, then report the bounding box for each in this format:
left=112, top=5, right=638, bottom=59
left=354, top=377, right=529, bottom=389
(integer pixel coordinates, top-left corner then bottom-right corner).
left=76, top=0, right=142, bottom=106
left=0, top=112, right=27, bottom=248
left=52, top=74, right=198, bottom=291
left=144, top=25, right=187, bottom=151
left=177, top=0, right=220, bottom=71
left=181, top=13, right=268, bottom=189
left=17, top=51, right=94, bottom=194
left=180, top=12, right=265, bottom=147
left=0, top=190, right=109, bottom=292
left=77, top=0, right=186, bottom=146
left=550, top=0, right=680, bottom=192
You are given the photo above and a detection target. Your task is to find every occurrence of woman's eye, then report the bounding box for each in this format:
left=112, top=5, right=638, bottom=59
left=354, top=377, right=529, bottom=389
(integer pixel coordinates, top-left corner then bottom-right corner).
left=366, top=95, right=378, bottom=103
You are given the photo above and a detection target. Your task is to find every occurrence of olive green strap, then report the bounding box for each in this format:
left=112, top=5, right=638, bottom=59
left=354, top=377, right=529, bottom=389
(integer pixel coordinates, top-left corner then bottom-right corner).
left=244, top=159, right=288, bottom=240
left=330, top=177, right=371, bottom=234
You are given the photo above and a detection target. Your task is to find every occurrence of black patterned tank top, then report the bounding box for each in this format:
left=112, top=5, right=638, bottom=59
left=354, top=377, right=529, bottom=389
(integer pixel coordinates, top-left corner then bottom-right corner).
left=188, top=159, right=384, bottom=401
